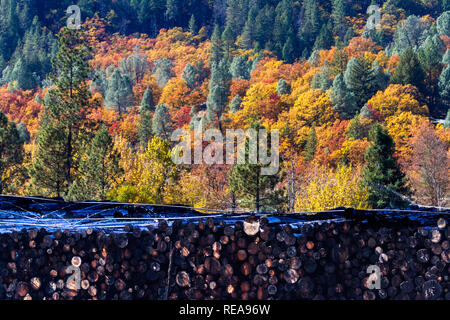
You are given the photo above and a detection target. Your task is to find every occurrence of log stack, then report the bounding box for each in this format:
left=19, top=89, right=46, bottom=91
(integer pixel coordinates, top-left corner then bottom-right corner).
left=0, top=217, right=449, bottom=300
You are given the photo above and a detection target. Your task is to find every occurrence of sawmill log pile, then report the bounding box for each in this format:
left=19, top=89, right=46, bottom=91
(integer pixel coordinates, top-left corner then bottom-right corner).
left=0, top=217, right=449, bottom=300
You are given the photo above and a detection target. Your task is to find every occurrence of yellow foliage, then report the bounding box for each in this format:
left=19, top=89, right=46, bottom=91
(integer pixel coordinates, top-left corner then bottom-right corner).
left=386, top=112, right=430, bottom=160
left=287, top=89, right=337, bottom=145
left=295, top=165, right=369, bottom=212
left=228, top=82, right=284, bottom=129
left=111, top=136, right=180, bottom=204
left=367, top=84, right=429, bottom=119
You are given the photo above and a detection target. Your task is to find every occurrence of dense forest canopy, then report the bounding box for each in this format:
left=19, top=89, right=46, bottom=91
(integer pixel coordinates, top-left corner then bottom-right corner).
left=0, top=0, right=449, bottom=211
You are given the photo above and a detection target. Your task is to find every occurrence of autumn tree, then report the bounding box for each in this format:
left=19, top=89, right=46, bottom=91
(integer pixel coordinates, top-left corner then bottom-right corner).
left=296, top=165, right=369, bottom=212
left=111, top=136, right=180, bottom=204
left=408, top=122, right=449, bottom=207
left=362, top=124, right=409, bottom=208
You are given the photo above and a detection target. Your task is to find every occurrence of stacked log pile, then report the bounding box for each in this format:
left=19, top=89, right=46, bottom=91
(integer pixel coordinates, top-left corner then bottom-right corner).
left=0, top=217, right=449, bottom=300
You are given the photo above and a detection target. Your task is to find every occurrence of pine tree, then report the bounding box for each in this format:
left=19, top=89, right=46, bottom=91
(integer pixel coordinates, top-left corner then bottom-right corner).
left=225, top=0, right=247, bottom=39
left=282, top=37, right=295, bottom=63
left=31, top=111, right=68, bottom=197
left=229, top=94, right=242, bottom=113
left=31, top=28, right=95, bottom=197
left=152, top=57, right=175, bottom=87
left=392, top=15, right=430, bottom=54
left=230, top=55, right=249, bottom=80
left=343, top=57, right=387, bottom=108
left=104, top=68, right=133, bottom=116
left=118, top=46, right=149, bottom=84
left=229, top=126, right=284, bottom=213
left=311, top=62, right=333, bottom=91
left=343, top=26, right=355, bottom=45
left=139, top=87, right=155, bottom=146
left=277, top=78, right=291, bottom=95
left=313, top=22, right=333, bottom=51
left=303, top=125, right=317, bottom=161
left=329, top=73, right=359, bottom=119
left=182, top=63, right=197, bottom=89
left=188, top=14, right=197, bottom=34
left=274, top=0, right=296, bottom=60
left=206, top=59, right=231, bottom=132
left=332, top=0, right=346, bottom=39
left=240, top=7, right=257, bottom=50
left=444, top=109, right=450, bottom=128
left=436, top=11, right=450, bottom=36
left=418, top=34, right=446, bottom=111
left=222, top=25, right=234, bottom=60
left=391, top=48, right=425, bottom=92
left=165, top=0, right=178, bottom=21
left=0, top=111, right=23, bottom=194
left=362, top=124, right=408, bottom=208
left=68, top=126, right=121, bottom=201
left=152, top=103, right=172, bottom=139
left=209, top=24, right=224, bottom=67
left=439, top=66, right=450, bottom=106
left=347, top=116, right=366, bottom=140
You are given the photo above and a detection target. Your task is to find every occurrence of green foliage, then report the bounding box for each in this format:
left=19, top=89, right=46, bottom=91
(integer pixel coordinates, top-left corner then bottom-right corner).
left=118, top=46, right=149, bottom=84
left=0, top=111, right=24, bottom=194
left=138, top=87, right=154, bottom=146
left=392, top=15, right=430, bottom=54
left=188, top=14, right=197, bottom=34
left=153, top=57, right=175, bottom=87
left=343, top=57, right=387, bottom=108
left=206, top=59, right=231, bottom=131
left=229, top=94, right=242, bottom=113
left=311, top=62, right=333, bottom=91
left=1, top=16, right=56, bottom=90
left=329, top=73, right=359, bottom=120
left=68, top=126, right=121, bottom=201
left=391, top=48, right=425, bottom=92
left=303, top=125, right=317, bottom=162
left=362, top=124, right=408, bottom=208
left=347, top=116, right=366, bottom=140
left=229, top=126, right=284, bottom=212
left=104, top=68, right=133, bottom=115
left=32, top=28, right=95, bottom=197
left=152, top=103, right=172, bottom=139
left=209, top=24, right=224, bottom=67
left=436, top=11, right=450, bottom=36
left=277, top=78, right=291, bottom=95
left=444, top=109, right=450, bottom=128
left=230, top=55, right=250, bottom=80
left=439, top=66, right=450, bottom=104
left=332, top=0, right=347, bottom=39
left=182, top=63, right=197, bottom=89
